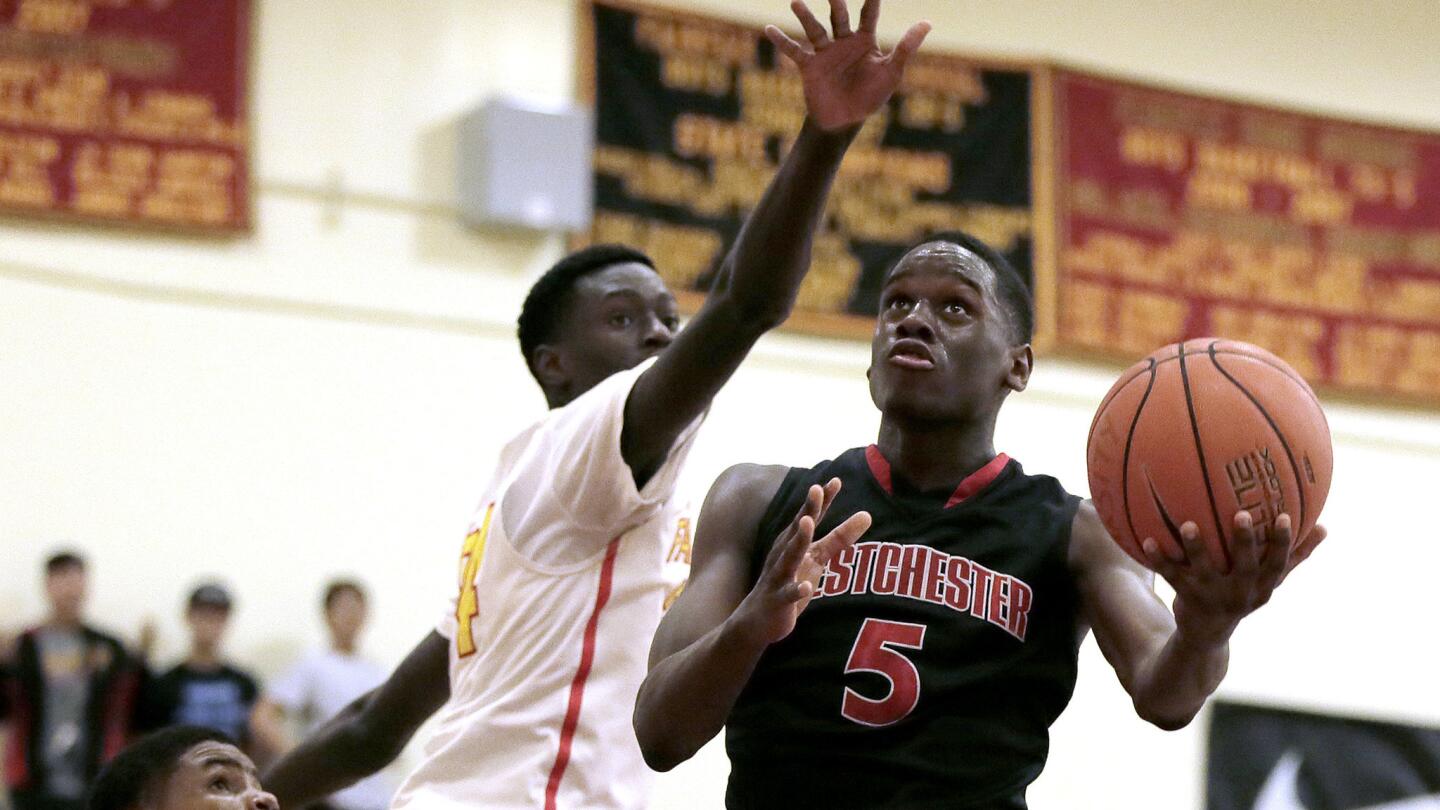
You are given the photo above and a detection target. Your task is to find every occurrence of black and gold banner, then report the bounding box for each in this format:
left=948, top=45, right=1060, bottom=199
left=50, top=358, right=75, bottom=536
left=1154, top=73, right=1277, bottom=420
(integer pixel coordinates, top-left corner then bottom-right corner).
left=579, top=0, right=1038, bottom=337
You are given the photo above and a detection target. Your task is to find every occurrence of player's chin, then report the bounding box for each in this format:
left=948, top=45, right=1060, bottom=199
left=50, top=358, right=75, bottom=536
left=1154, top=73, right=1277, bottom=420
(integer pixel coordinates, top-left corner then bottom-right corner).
left=879, top=390, right=960, bottom=423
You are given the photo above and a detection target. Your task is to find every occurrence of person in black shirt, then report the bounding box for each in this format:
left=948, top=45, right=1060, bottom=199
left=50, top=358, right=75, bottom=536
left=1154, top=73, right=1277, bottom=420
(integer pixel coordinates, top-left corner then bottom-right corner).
left=635, top=225, right=1330, bottom=808
left=137, top=585, right=260, bottom=753
left=2, top=552, right=143, bottom=810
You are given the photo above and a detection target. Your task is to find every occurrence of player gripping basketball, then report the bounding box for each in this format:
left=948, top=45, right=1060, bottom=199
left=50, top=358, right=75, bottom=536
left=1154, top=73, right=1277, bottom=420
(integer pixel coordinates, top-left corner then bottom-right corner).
left=635, top=232, right=1329, bottom=808
left=261, top=2, right=931, bottom=808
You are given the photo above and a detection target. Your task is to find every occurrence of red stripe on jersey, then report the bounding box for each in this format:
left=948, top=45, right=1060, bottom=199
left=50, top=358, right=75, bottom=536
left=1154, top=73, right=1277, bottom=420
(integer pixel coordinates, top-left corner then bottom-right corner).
left=867, top=445, right=1011, bottom=508
left=945, top=453, right=1011, bottom=508
left=865, top=445, right=893, bottom=493
left=544, top=536, right=622, bottom=810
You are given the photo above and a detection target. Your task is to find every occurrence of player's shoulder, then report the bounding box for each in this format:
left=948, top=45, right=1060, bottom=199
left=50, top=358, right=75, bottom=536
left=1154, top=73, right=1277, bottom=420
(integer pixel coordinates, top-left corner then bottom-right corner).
left=1065, top=498, right=1137, bottom=575
left=706, top=463, right=792, bottom=515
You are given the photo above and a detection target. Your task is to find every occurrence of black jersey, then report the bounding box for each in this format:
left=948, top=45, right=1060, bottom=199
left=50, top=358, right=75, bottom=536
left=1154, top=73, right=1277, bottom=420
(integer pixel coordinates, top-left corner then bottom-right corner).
left=725, top=446, right=1083, bottom=810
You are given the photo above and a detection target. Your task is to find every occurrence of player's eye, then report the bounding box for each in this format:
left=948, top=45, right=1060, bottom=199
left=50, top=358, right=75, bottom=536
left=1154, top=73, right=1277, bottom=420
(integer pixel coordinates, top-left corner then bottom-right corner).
left=661, top=315, right=680, bottom=331
left=886, top=295, right=914, bottom=311
left=943, top=300, right=970, bottom=316
left=608, top=313, right=634, bottom=328
left=210, top=776, right=235, bottom=793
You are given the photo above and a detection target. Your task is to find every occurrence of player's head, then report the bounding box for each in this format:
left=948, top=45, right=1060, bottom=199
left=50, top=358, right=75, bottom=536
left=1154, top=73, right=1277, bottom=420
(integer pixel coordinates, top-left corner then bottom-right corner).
left=44, top=550, right=88, bottom=624
left=323, top=579, right=368, bottom=649
left=868, top=231, right=1034, bottom=425
left=88, top=726, right=278, bottom=810
left=186, top=583, right=234, bottom=655
left=518, top=245, right=678, bottom=409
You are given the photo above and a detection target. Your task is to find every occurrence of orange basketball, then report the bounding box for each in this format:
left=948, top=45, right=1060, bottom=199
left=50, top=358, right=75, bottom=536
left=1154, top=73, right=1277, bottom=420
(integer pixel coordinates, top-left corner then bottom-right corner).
left=1086, top=338, right=1333, bottom=571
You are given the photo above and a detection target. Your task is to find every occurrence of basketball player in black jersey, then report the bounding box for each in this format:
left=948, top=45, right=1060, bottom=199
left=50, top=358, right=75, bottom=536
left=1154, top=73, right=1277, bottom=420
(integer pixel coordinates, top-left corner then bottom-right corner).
left=635, top=231, right=1329, bottom=808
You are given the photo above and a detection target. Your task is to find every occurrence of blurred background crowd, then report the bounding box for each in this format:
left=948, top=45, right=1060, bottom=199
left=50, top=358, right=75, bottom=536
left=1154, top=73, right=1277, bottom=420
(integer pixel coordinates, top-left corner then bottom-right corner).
left=0, top=553, right=396, bottom=810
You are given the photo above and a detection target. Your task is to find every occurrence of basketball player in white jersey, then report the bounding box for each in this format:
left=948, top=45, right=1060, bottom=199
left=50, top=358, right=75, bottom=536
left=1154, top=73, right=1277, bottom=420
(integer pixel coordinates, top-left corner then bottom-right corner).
left=261, top=2, right=931, bottom=807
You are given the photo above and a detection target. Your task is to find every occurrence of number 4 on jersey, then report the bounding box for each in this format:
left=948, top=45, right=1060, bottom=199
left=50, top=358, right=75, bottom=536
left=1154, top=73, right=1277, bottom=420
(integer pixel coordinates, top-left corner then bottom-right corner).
left=841, top=618, right=927, bottom=727
left=455, top=503, right=496, bottom=657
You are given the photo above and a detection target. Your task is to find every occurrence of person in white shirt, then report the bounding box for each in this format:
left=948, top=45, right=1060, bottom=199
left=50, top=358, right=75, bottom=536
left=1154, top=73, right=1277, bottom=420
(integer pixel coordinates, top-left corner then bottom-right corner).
left=261, top=2, right=929, bottom=806
left=251, top=582, right=393, bottom=810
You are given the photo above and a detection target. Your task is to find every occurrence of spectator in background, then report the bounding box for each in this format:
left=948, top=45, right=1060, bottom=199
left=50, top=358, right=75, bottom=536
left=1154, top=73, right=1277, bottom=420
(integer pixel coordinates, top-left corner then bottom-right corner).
left=0, top=552, right=144, bottom=810
left=86, top=725, right=277, bottom=810
left=136, top=585, right=261, bottom=753
left=250, top=581, right=391, bottom=810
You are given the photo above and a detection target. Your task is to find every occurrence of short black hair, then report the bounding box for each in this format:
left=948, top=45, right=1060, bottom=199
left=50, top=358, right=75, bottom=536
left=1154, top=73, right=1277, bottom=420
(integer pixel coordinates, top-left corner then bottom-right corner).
left=323, top=578, right=367, bottom=612
left=87, top=726, right=238, bottom=810
left=896, top=230, right=1034, bottom=344
left=516, top=245, right=655, bottom=377
left=187, top=582, right=233, bottom=613
left=45, top=551, right=85, bottom=576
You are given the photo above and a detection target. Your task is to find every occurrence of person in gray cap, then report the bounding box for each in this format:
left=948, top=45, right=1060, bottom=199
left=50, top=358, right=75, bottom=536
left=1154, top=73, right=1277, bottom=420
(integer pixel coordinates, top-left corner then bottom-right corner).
left=135, top=584, right=261, bottom=754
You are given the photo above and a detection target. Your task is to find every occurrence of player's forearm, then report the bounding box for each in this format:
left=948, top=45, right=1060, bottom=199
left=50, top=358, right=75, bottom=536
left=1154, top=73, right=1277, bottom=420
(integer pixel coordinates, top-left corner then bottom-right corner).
left=263, top=692, right=403, bottom=806
left=1129, top=624, right=1230, bottom=730
left=635, top=615, right=770, bottom=772
left=706, top=119, right=857, bottom=329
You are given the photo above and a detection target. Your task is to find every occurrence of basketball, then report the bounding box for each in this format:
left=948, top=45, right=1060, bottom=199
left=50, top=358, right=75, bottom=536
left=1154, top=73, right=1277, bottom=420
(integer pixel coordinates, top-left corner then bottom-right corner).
left=1086, top=338, right=1333, bottom=571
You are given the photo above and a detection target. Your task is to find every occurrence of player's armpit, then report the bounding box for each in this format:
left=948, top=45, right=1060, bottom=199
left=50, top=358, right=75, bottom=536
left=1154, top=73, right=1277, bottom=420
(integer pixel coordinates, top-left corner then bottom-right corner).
left=636, top=463, right=786, bottom=771
left=263, top=631, right=450, bottom=806
left=1069, top=500, right=1228, bottom=730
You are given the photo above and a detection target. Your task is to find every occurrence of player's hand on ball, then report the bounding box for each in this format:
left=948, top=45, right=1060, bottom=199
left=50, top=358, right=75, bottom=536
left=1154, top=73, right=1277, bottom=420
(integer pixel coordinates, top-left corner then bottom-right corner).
left=764, top=0, right=931, bottom=132
left=1140, top=512, right=1327, bottom=642
left=734, top=479, right=872, bottom=645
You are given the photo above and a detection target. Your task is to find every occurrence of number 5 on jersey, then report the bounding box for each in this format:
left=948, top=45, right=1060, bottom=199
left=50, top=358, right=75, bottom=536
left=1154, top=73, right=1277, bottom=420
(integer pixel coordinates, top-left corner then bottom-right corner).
left=841, top=618, right=927, bottom=727
left=455, top=504, right=496, bottom=658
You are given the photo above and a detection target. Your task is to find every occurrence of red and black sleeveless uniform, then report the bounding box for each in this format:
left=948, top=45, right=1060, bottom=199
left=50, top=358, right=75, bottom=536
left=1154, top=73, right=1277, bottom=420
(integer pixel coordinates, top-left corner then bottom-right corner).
left=725, top=446, right=1084, bottom=810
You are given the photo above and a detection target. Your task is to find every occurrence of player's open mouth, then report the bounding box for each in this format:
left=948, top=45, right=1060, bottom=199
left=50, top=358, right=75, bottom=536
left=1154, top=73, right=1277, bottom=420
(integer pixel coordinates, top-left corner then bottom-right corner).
left=887, top=340, right=936, bottom=370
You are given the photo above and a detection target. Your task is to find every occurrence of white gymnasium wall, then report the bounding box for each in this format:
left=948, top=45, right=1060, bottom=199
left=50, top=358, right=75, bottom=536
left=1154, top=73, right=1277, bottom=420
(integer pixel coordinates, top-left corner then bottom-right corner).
left=2, top=1, right=1438, bottom=807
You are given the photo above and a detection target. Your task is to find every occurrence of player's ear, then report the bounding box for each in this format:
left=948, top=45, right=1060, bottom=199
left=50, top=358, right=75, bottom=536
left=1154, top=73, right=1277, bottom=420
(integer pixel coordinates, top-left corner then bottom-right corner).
left=1004, top=344, right=1033, bottom=393
left=531, top=344, right=569, bottom=396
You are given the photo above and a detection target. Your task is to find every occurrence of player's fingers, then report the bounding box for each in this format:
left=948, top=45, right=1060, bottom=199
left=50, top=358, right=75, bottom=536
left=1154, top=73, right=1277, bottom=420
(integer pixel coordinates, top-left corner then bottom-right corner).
left=764, top=25, right=809, bottom=64
left=857, top=0, right=881, bottom=34
left=816, top=478, right=842, bottom=523
left=792, top=484, right=824, bottom=525
left=761, top=523, right=795, bottom=575
left=811, top=511, right=872, bottom=562
left=791, top=1, right=831, bottom=47
left=1176, top=520, right=1211, bottom=569
left=782, top=578, right=815, bottom=604
left=885, top=20, right=931, bottom=71
left=827, top=0, right=851, bottom=37
left=1230, top=511, right=1261, bottom=574
left=1260, top=514, right=1292, bottom=580
left=776, top=515, right=816, bottom=582
left=1141, top=537, right=1180, bottom=582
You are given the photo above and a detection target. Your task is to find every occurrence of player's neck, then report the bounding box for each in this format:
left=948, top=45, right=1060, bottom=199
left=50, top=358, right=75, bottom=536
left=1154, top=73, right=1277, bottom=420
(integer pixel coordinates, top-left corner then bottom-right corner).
left=875, top=416, right=997, bottom=494
left=45, top=613, right=82, bottom=632
left=187, top=647, right=223, bottom=670
left=331, top=639, right=358, bottom=655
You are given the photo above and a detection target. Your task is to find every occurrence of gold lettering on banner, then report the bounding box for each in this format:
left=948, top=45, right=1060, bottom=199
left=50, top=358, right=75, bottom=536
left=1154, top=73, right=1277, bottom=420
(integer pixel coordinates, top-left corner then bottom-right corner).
left=592, top=211, right=724, bottom=291
left=1062, top=74, right=1440, bottom=398
left=586, top=4, right=1034, bottom=331
left=0, top=131, right=60, bottom=206
left=15, top=0, right=93, bottom=35
left=0, top=0, right=245, bottom=228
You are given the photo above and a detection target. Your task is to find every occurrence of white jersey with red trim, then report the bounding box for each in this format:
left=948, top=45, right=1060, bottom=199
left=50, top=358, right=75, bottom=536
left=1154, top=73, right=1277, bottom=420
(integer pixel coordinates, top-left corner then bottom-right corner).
left=391, top=360, right=700, bottom=810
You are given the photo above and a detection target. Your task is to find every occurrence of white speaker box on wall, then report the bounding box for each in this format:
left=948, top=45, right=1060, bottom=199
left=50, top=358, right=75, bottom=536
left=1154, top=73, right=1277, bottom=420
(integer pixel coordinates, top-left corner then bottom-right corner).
left=457, top=97, right=594, bottom=232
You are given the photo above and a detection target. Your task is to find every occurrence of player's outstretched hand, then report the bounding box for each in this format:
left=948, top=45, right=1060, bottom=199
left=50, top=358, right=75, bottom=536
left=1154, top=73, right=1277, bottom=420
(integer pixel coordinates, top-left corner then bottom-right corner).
left=764, top=0, right=931, bottom=132
left=1140, top=512, right=1327, bottom=642
left=733, top=478, right=872, bottom=646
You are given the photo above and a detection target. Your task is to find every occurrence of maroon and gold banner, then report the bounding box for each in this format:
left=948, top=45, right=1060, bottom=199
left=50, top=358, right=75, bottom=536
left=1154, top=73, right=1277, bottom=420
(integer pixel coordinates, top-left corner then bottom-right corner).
left=0, top=0, right=250, bottom=232
left=1053, top=69, right=1440, bottom=402
left=580, top=0, right=1037, bottom=339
